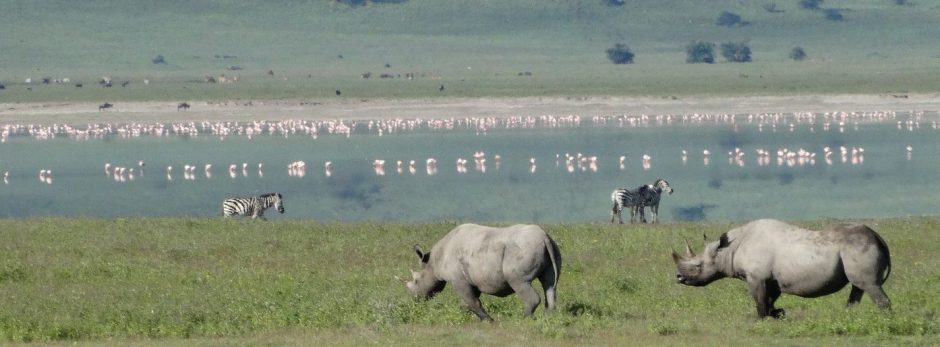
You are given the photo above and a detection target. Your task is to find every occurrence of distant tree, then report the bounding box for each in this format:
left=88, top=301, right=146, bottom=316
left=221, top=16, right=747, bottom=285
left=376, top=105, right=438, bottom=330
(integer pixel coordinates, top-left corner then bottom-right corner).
left=716, top=11, right=746, bottom=27
left=823, top=8, right=844, bottom=21
left=763, top=3, right=784, bottom=13
left=894, top=0, right=909, bottom=5
left=686, top=41, right=715, bottom=64
left=152, top=55, right=166, bottom=65
left=799, top=0, right=823, bottom=10
left=605, top=0, right=626, bottom=7
left=720, top=41, right=752, bottom=62
left=606, top=43, right=635, bottom=64
left=790, top=47, right=807, bottom=61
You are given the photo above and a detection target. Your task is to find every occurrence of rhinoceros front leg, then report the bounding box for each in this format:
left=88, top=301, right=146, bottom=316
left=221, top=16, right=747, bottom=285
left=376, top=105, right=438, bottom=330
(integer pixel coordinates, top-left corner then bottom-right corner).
left=453, top=282, right=492, bottom=321
left=748, top=278, right=783, bottom=318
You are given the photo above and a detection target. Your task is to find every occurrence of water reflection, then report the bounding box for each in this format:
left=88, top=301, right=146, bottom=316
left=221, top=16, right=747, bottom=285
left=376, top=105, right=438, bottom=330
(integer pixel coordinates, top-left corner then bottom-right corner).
left=1, top=111, right=938, bottom=222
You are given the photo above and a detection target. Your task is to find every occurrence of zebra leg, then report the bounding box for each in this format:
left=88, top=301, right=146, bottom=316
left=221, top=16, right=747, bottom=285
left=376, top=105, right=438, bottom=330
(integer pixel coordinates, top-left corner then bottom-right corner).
left=651, top=204, right=659, bottom=223
left=638, top=205, right=648, bottom=223
left=611, top=203, right=622, bottom=224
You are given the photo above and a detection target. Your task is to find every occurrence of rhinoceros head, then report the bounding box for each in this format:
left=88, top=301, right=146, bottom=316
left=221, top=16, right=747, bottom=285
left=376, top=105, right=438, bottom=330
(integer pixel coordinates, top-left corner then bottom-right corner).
left=405, top=245, right=446, bottom=299
left=671, top=233, right=730, bottom=286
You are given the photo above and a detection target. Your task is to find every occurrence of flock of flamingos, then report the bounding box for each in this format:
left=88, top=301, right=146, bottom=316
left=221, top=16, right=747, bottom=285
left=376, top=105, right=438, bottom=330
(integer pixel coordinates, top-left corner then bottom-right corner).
left=6, top=110, right=930, bottom=185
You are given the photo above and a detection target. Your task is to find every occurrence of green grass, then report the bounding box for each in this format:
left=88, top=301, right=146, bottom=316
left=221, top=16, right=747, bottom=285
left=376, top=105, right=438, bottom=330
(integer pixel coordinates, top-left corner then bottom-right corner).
left=3, top=1, right=940, bottom=102
left=1, top=217, right=938, bottom=345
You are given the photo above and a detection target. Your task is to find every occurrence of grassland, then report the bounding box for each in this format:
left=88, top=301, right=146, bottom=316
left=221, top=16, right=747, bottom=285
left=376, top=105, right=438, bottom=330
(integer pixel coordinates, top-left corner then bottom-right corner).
left=3, top=1, right=940, bottom=103
left=1, top=217, right=938, bottom=346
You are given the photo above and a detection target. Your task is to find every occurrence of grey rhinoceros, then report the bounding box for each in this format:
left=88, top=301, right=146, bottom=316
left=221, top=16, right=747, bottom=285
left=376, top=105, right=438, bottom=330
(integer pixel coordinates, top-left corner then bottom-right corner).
left=404, top=223, right=562, bottom=321
left=672, top=219, right=891, bottom=318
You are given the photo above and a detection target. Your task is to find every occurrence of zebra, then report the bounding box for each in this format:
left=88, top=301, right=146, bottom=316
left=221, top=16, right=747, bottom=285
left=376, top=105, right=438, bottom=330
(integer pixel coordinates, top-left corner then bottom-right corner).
left=610, top=179, right=674, bottom=224
left=222, top=193, right=285, bottom=220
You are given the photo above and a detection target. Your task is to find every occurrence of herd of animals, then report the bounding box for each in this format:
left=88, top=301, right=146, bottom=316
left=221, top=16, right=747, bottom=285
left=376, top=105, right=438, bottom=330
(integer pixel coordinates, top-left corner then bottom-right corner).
left=220, top=178, right=892, bottom=321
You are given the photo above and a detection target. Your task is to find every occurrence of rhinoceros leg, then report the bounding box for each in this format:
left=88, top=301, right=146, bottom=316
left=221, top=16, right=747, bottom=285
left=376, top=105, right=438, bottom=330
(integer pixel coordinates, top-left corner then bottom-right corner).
left=509, top=280, right=542, bottom=318
left=748, top=278, right=783, bottom=318
left=539, top=274, right=557, bottom=312
left=866, top=286, right=891, bottom=309
left=453, top=282, right=492, bottom=321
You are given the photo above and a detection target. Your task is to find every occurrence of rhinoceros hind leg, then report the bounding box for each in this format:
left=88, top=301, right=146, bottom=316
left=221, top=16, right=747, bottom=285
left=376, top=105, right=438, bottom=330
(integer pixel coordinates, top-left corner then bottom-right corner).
left=510, top=280, right=542, bottom=318
left=865, top=285, right=891, bottom=310
left=847, top=285, right=865, bottom=306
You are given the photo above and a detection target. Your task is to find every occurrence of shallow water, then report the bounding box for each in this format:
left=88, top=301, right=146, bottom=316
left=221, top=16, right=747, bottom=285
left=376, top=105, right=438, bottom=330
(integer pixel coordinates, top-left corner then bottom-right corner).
left=2, top=112, right=937, bottom=223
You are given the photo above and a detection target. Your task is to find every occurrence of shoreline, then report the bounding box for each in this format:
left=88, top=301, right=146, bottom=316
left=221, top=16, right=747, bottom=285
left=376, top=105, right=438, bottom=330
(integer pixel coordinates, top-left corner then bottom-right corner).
left=2, top=93, right=939, bottom=125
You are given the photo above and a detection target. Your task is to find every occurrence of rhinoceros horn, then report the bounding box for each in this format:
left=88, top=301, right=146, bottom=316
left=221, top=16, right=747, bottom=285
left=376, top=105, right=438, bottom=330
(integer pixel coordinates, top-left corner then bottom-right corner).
left=684, top=238, right=695, bottom=257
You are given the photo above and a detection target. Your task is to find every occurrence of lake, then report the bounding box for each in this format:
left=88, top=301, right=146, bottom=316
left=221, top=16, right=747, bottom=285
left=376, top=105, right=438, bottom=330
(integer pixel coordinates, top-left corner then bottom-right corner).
left=2, top=111, right=937, bottom=223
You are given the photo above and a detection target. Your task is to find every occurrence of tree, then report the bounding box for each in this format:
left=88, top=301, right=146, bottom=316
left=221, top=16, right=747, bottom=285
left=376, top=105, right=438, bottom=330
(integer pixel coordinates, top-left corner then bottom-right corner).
left=789, top=47, right=807, bottom=61
left=823, top=8, right=844, bottom=21
left=685, top=41, right=715, bottom=64
left=720, top=42, right=752, bottom=62
left=716, top=11, right=746, bottom=27
left=606, top=44, right=635, bottom=64
left=799, top=0, right=823, bottom=10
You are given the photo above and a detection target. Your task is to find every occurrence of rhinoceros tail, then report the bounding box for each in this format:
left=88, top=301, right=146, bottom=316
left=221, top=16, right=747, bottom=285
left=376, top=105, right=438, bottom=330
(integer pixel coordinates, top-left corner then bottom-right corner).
left=544, top=237, right=561, bottom=289
left=872, top=230, right=892, bottom=284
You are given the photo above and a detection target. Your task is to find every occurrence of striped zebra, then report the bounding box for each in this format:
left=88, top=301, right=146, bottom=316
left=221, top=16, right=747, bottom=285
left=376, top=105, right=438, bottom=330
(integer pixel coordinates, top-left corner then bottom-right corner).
left=222, top=193, right=285, bottom=220
left=610, top=179, right=674, bottom=224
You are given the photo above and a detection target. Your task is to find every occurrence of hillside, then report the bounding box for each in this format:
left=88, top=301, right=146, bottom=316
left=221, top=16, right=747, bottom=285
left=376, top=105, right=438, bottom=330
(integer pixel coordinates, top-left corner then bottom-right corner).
left=2, top=1, right=940, bottom=102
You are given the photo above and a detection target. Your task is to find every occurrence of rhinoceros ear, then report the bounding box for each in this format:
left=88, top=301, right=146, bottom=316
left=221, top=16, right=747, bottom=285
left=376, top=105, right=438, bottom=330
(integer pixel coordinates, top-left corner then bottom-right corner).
left=718, top=233, right=730, bottom=249
left=671, top=249, right=683, bottom=264
left=414, top=244, right=430, bottom=264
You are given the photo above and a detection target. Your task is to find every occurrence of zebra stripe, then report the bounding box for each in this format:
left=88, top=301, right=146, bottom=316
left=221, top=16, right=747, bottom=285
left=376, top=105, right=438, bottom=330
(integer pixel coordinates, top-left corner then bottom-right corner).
left=222, top=192, right=285, bottom=220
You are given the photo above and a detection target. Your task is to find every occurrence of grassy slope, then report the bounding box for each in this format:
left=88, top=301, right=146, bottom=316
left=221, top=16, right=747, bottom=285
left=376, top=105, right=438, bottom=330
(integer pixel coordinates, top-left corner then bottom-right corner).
left=0, top=217, right=937, bottom=345
left=2, top=1, right=940, bottom=102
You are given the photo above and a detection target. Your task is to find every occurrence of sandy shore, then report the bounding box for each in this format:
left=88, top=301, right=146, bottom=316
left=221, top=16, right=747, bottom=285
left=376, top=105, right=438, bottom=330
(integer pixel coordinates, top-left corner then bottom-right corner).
left=2, top=94, right=939, bottom=125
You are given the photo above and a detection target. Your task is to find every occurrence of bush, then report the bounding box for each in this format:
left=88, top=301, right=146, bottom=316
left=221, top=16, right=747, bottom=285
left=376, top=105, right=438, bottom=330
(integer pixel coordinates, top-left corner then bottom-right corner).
left=716, top=11, right=745, bottom=27
left=823, top=8, right=844, bottom=21
left=151, top=55, right=166, bottom=65
left=799, top=0, right=823, bottom=10
left=685, top=41, right=715, bottom=64
left=604, top=0, right=625, bottom=7
left=606, top=44, right=635, bottom=64
left=720, top=42, right=751, bottom=63
left=789, top=47, right=807, bottom=61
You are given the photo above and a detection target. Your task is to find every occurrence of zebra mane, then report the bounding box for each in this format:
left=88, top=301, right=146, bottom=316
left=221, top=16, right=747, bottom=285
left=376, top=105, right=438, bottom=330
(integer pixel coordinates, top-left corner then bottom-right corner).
left=259, top=192, right=282, bottom=199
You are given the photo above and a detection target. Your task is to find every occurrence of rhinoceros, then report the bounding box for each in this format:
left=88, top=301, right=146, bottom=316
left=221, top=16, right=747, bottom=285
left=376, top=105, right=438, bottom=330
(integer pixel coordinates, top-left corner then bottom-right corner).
left=404, top=223, right=562, bottom=320
left=672, top=219, right=891, bottom=318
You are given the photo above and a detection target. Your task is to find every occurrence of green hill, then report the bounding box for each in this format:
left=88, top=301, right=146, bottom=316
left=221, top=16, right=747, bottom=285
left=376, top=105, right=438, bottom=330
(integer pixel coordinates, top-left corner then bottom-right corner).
left=2, top=0, right=939, bottom=101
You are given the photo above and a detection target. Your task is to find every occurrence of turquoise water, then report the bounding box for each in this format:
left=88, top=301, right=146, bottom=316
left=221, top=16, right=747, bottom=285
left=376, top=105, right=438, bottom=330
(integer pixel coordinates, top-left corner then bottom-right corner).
left=2, top=113, right=938, bottom=222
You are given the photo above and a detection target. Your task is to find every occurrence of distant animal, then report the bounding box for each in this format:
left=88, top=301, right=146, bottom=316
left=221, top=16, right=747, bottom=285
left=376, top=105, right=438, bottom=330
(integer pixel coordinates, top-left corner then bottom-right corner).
left=403, top=224, right=561, bottom=320
left=335, top=90, right=341, bottom=96
left=98, top=102, right=113, bottom=111
left=439, top=84, right=444, bottom=91
left=75, top=83, right=82, bottom=88
left=0, top=83, right=5, bottom=90
left=672, top=219, right=891, bottom=318
left=222, top=193, right=285, bottom=220
left=177, top=102, right=190, bottom=110
left=121, top=81, right=130, bottom=87
left=610, top=178, right=673, bottom=223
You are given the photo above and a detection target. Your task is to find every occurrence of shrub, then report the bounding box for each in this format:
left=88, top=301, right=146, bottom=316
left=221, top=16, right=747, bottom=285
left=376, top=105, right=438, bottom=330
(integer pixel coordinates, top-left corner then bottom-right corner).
left=799, top=0, right=822, bottom=10
left=823, top=8, right=844, bottom=21
left=604, top=0, right=626, bottom=7
left=720, top=41, right=751, bottom=63
left=716, top=11, right=745, bottom=27
left=790, top=47, right=807, bottom=61
left=685, top=41, right=715, bottom=64
left=606, top=44, right=635, bottom=64
left=151, top=55, right=166, bottom=65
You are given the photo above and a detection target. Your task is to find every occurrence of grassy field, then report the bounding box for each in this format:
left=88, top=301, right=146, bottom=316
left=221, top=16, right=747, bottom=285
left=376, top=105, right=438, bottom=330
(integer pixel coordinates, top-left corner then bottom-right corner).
left=1, top=217, right=938, bottom=345
left=3, top=1, right=940, bottom=102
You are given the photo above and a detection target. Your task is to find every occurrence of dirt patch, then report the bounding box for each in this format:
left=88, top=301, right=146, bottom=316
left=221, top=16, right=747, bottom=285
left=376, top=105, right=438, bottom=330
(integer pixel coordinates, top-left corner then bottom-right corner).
left=1, top=94, right=938, bottom=125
